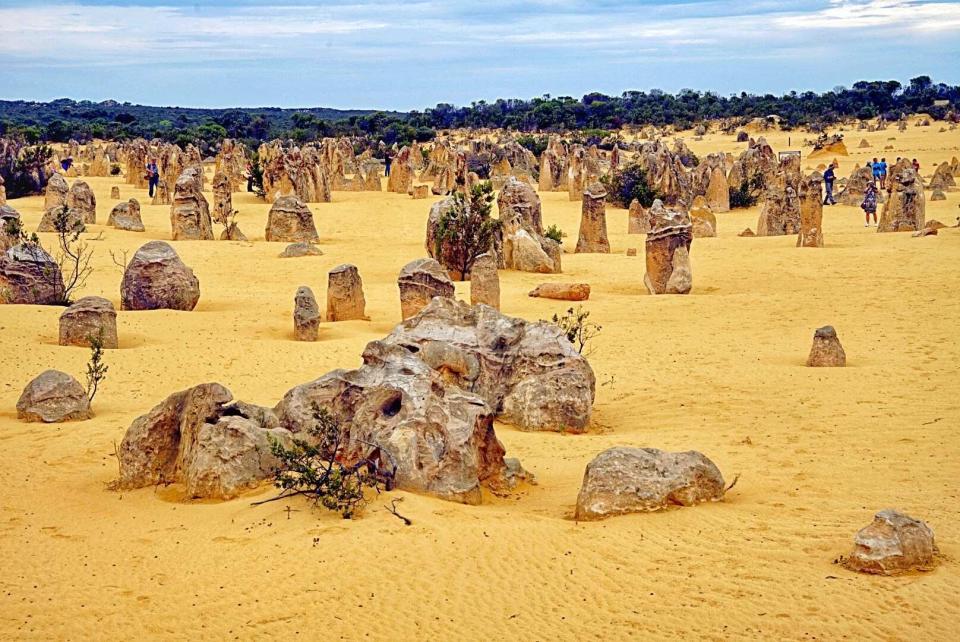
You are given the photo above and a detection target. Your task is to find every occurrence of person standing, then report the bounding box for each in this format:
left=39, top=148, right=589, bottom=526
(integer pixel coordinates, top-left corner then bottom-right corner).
left=146, top=159, right=159, bottom=198
left=912, top=158, right=920, bottom=173
left=861, top=182, right=878, bottom=227
left=822, top=161, right=838, bottom=205
left=878, top=157, right=888, bottom=190
left=384, top=152, right=393, bottom=177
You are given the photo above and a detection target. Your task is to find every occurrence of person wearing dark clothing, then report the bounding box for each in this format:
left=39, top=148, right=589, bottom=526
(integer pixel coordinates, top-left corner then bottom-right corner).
left=146, top=160, right=160, bottom=198
left=861, top=182, right=878, bottom=226
left=246, top=163, right=254, bottom=192
left=822, top=162, right=837, bottom=205
left=384, top=154, right=393, bottom=177
left=912, top=158, right=920, bottom=173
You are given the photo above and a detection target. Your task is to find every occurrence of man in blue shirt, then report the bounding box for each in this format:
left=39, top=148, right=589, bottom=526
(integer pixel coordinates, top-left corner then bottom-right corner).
left=878, top=157, right=888, bottom=189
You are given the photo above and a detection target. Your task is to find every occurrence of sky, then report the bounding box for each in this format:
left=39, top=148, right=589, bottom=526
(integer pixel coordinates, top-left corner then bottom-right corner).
left=0, top=0, right=958, bottom=111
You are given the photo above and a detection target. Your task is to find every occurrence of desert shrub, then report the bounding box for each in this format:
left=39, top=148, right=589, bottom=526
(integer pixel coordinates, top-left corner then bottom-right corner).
left=728, top=173, right=765, bottom=209
left=249, top=156, right=266, bottom=200
left=602, top=162, right=662, bottom=208
left=109, top=163, right=121, bottom=176
left=85, top=331, right=108, bottom=403
left=8, top=204, right=92, bottom=305
left=551, top=306, right=601, bottom=354
left=464, top=151, right=494, bottom=179
left=516, top=134, right=548, bottom=158
left=267, top=405, right=384, bottom=519
left=544, top=224, right=564, bottom=244
left=434, top=181, right=501, bottom=279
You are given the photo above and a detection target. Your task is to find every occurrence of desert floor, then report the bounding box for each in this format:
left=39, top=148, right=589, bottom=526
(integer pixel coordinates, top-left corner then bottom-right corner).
left=0, top=125, right=958, bottom=640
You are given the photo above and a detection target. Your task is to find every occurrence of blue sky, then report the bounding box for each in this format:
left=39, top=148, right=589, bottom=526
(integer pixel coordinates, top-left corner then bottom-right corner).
left=0, top=0, right=957, bottom=110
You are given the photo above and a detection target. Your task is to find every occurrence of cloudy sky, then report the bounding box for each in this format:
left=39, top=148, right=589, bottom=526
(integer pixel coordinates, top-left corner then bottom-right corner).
left=0, top=0, right=957, bottom=110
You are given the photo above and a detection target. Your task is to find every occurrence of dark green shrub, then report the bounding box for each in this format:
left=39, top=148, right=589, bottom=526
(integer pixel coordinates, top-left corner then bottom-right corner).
left=602, top=162, right=662, bottom=208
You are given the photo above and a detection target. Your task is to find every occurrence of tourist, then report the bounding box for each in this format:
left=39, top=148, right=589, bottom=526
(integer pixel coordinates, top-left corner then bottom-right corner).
left=871, top=157, right=881, bottom=185
left=861, top=182, right=878, bottom=227
left=145, top=159, right=160, bottom=197
left=912, top=158, right=920, bottom=173
left=384, top=152, right=393, bottom=177
left=245, top=163, right=254, bottom=192
left=878, top=157, right=888, bottom=189
left=822, top=161, right=838, bottom=205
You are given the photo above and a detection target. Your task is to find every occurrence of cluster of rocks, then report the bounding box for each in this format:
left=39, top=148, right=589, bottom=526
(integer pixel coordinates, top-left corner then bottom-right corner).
left=643, top=200, right=693, bottom=295
left=293, top=264, right=368, bottom=340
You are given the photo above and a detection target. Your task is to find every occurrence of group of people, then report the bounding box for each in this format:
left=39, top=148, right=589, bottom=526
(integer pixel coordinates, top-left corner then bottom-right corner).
left=821, top=156, right=922, bottom=227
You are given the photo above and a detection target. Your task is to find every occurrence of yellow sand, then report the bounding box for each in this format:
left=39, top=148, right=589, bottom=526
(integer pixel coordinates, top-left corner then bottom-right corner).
left=0, top=125, right=958, bottom=640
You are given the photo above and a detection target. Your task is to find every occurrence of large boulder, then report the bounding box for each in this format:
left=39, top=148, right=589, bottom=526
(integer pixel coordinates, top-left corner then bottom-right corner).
left=878, top=162, right=925, bottom=232
left=575, top=181, right=610, bottom=253
left=115, top=383, right=292, bottom=499
left=107, top=198, right=144, bottom=232
left=643, top=200, right=693, bottom=295
left=274, top=340, right=515, bottom=504
left=838, top=165, right=881, bottom=206
left=120, top=241, right=200, bottom=311
left=326, top=264, right=367, bottom=321
left=842, top=510, right=938, bottom=575
left=16, top=370, right=92, bottom=423
left=397, top=257, right=455, bottom=320
left=574, top=447, right=726, bottom=520
left=66, top=180, right=96, bottom=224
left=43, top=173, right=69, bottom=211
left=37, top=205, right=85, bottom=234
left=929, top=162, right=956, bottom=191
left=380, top=297, right=596, bottom=432
left=293, top=286, right=320, bottom=341
left=797, top=172, right=824, bottom=248
left=425, top=196, right=474, bottom=280
left=59, top=296, right=119, bottom=348
left=265, top=196, right=319, bottom=243
left=0, top=243, right=65, bottom=305
left=170, top=168, right=213, bottom=240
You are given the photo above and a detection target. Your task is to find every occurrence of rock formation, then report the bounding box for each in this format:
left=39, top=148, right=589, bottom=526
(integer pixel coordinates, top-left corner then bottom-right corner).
left=929, top=162, right=956, bottom=191
left=265, top=196, right=319, bottom=243
left=294, top=286, right=320, bottom=341
left=575, top=182, right=610, bottom=253
left=627, top=199, right=649, bottom=234
left=838, top=165, right=881, bottom=206
left=170, top=168, right=213, bottom=240
left=705, top=166, right=730, bottom=213
left=574, top=447, right=726, bottom=520
left=498, top=177, right=561, bottom=273
left=107, top=198, right=145, bottom=232
left=59, top=296, right=118, bottom=348
left=797, top=172, right=824, bottom=248
left=0, top=243, right=64, bottom=305
left=279, top=242, right=322, bottom=258
left=469, top=253, right=500, bottom=309
left=878, top=162, right=925, bottom=232
left=66, top=180, right=96, bottom=224
left=211, top=171, right=233, bottom=227
left=120, top=241, right=200, bottom=311
left=397, top=258, right=455, bottom=320
left=689, top=196, right=717, bottom=238
left=644, top=200, right=693, bottom=295
left=806, top=325, right=845, bottom=366
left=842, top=510, right=938, bottom=575
left=326, top=264, right=367, bottom=321
left=17, top=370, right=92, bottom=423
left=528, top=283, right=591, bottom=301
left=1, top=205, right=21, bottom=252
left=110, top=186, right=120, bottom=199
left=43, top=173, right=69, bottom=211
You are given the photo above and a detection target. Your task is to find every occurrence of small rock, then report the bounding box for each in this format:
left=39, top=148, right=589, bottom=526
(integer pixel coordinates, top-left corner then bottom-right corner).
left=738, top=228, right=756, bottom=237
left=626, top=248, right=637, bottom=256
left=842, top=509, right=938, bottom=575
left=528, top=283, right=591, bottom=301
left=294, top=286, right=320, bottom=341
left=806, top=325, right=846, bottom=367
left=279, top=242, right=322, bottom=258
left=326, top=264, right=367, bottom=321
left=912, top=227, right=937, bottom=237
left=17, top=370, right=92, bottom=423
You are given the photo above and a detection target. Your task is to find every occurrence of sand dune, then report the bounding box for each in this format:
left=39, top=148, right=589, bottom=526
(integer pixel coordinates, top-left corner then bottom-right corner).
left=0, top=126, right=958, bottom=639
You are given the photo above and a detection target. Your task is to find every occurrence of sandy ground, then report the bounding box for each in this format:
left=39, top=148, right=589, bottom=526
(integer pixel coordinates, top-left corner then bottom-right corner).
left=0, top=125, right=958, bottom=640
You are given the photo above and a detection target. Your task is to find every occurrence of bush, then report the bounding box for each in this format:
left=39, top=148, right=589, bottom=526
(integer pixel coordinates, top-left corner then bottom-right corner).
left=267, top=404, right=384, bottom=519
left=85, top=331, right=108, bottom=403
left=434, top=182, right=501, bottom=280
left=109, top=163, right=122, bottom=176
left=516, top=134, right=548, bottom=158
left=728, top=173, right=765, bottom=209
left=551, top=306, right=601, bottom=355
left=602, top=162, right=662, bottom=208
left=544, top=224, right=564, bottom=244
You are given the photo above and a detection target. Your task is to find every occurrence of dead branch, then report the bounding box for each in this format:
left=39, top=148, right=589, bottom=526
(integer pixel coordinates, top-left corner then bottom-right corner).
left=384, top=498, right=412, bottom=526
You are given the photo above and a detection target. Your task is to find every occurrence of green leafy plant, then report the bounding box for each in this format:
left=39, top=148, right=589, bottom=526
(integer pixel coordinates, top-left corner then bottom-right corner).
left=551, top=306, right=602, bottom=355
left=544, top=224, right=564, bottom=244
left=435, top=181, right=501, bottom=280
left=728, top=173, right=765, bottom=209
left=602, top=162, right=663, bottom=208
left=85, top=331, right=108, bottom=403
left=264, top=405, right=384, bottom=519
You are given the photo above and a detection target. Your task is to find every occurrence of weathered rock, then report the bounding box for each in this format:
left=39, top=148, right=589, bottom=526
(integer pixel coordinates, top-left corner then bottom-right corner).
left=858, top=138, right=870, bottom=148
left=797, top=172, right=824, bottom=247
left=879, top=162, right=925, bottom=232
left=469, top=253, right=500, bottom=309
left=838, top=165, right=881, bottom=207
left=411, top=184, right=430, bottom=199
left=265, top=196, right=319, bottom=243
left=738, top=228, right=755, bottom=237
left=912, top=227, right=937, bottom=237
left=43, top=173, right=69, bottom=211
left=806, top=325, right=845, bottom=367
left=16, top=370, right=92, bottom=423
left=294, top=286, right=320, bottom=341
left=528, top=283, right=590, bottom=301
left=929, top=162, right=956, bottom=191
left=67, top=180, right=97, bottom=224
left=425, top=196, right=473, bottom=280
left=757, top=155, right=802, bottom=236
left=110, top=186, right=120, bottom=199
left=219, top=223, right=247, bottom=241
left=575, top=181, right=610, bottom=253
left=107, top=198, right=144, bottom=232
left=498, top=177, right=542, bottom=234
left=0, top=204, right=21, bottom=252
left=326, top=264, right=367, bottom=321
left=842, top=510, right=938, bottom=575
left=0, top=243, right=65, bottom=305
left=279, top=241, right=322, bottom=258
left=170, top=168, right=213, bottom=240
left=925, top=219, right=946, bottom=230
left=689, top=196, right=717, bottom=238
left=151, top=180, right=170, bottom=206
left=705, top=166, right=730, bottom=212
left=397, top=258, right=455, bottom=320
left=120, top=241, right=200, bottom=311
left=59, top=296, right=118, bottom=348
left=37, top=205, right=85, bottom=234
left=380, top=297, right=596, bottom=433
left=627, top=199, right=649, bottom=234
left=644, top=200, right=693, bottom=295
left=274, top=341, right=510, bottom=504
left=498, top=178, right=561, bottom=274
left=626, top=247, right=637, bottom=256
left=930, top=189, right=946, bottom=201
left=574, top=447, right=725, bottom=520
left=115, top=383, right=292, bottom=499
left=211, top=171, right=233, bottom=227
